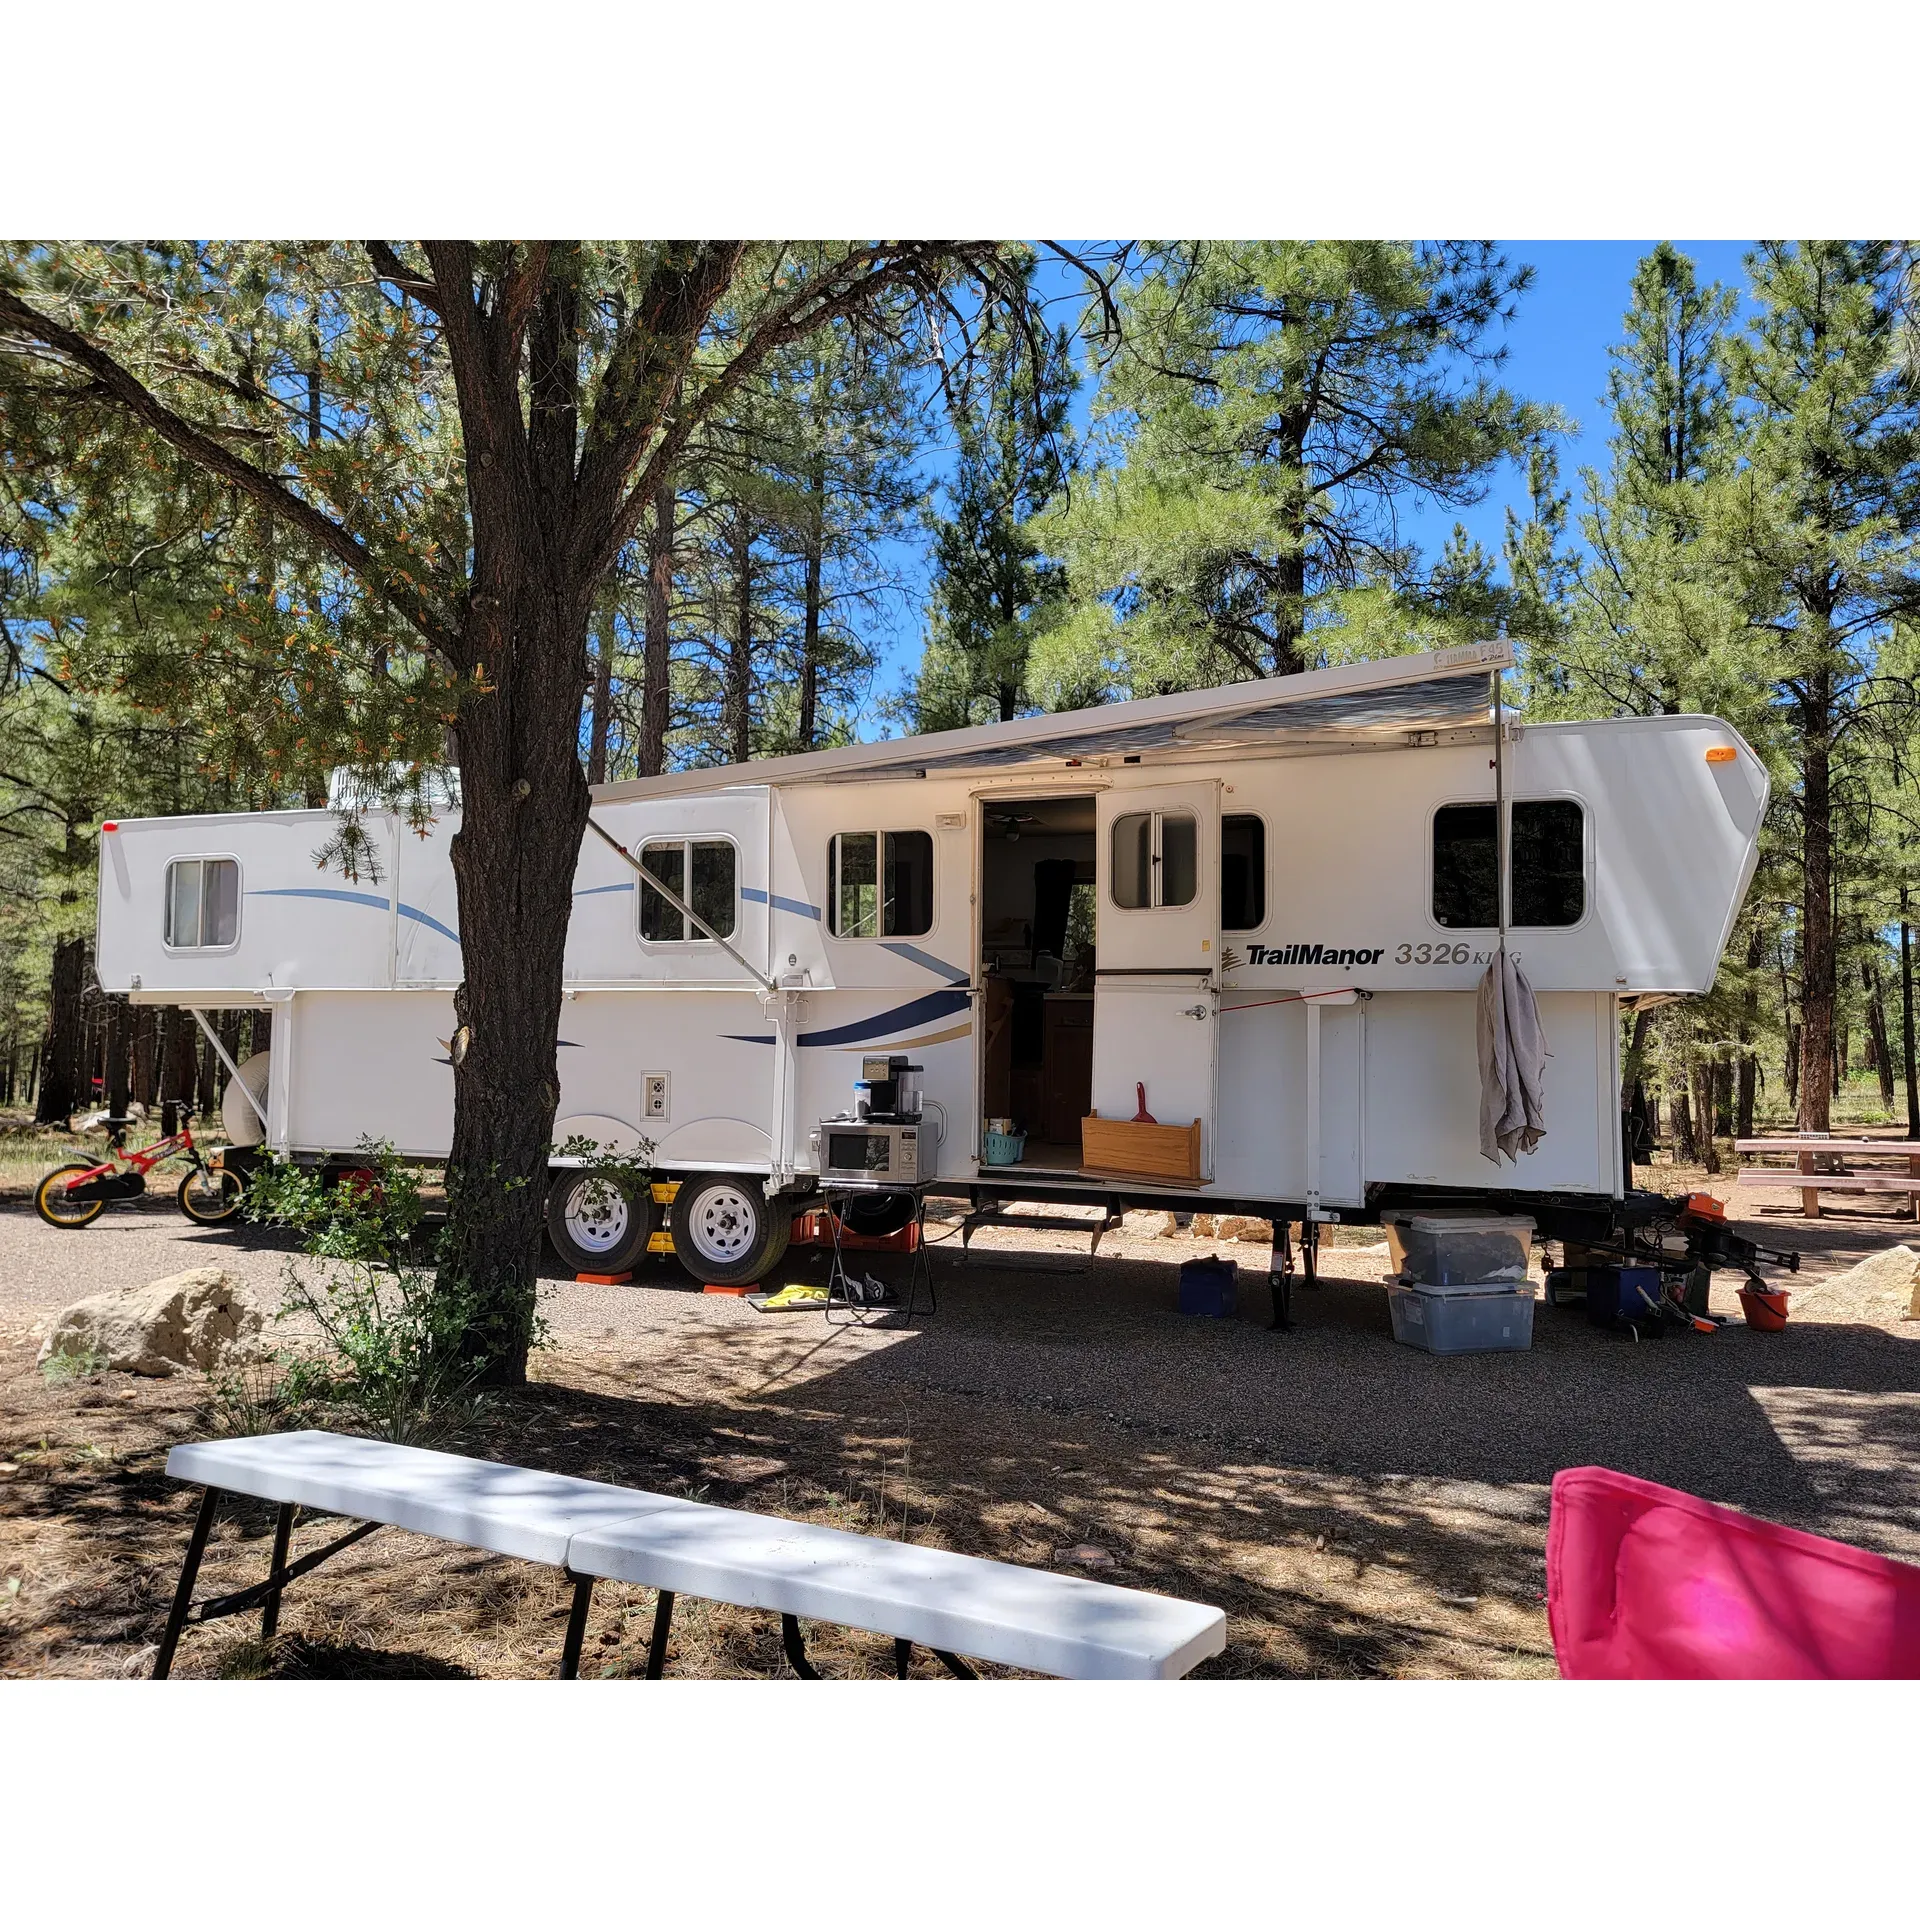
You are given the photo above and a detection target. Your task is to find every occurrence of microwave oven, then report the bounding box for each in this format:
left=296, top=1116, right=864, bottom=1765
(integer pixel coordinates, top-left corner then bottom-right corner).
left=812, top=1120, right=934, bottom=1186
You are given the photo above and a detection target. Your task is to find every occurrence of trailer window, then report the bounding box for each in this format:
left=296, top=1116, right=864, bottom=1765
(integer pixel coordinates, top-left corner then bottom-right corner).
left=829, top=830, right=934, bottom=938
left=164, top=858, right=239, bottom=948
left=1432, top=800, right=1586, bottom=929
left=639, top=839, right=736, bottom=942
left=1111, top=810, right=1197, bottom=910
left=1511, top=800, right=1585, bottom=927
left=1221, top=814, right=1265, bottom=930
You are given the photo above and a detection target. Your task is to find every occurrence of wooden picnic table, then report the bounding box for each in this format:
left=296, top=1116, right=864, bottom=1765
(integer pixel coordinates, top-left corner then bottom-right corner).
left=1734, top=1135, right=1920, bottom=1220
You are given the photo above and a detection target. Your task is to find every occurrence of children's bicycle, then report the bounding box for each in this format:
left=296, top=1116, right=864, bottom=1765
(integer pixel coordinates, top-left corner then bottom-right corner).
left=33, top=1107, right=248, bottom=1229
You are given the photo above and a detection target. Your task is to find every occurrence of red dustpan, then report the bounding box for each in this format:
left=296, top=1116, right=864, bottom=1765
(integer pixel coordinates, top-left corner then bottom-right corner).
left=1547, top=1466, right=1920, bottom=1679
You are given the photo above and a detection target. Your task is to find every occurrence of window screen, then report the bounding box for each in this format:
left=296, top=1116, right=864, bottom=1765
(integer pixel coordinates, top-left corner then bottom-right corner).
left=1432, top=804, right=1498, bottom=928
left=1431, top=800, right=1586, bottom=929
left=639, top=839, right=736, bottom=942
left=1221, top=814, right=1265, bottom=931
left=1110, top=810, right=1198, bottom=910
left=1512, top=800, right=1584, bottom=927
left=829, top=831, right=933, bottom=937
left=165, top=858, right=239, bottom=948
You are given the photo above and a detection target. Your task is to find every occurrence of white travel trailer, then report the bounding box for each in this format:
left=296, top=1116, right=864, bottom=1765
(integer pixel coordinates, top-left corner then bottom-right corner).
left=95, top=640, right=1777, bottom=1292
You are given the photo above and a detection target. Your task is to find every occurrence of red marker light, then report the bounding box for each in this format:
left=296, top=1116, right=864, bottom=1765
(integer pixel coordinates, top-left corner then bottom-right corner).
left=100, top=821, right=119, bottom=832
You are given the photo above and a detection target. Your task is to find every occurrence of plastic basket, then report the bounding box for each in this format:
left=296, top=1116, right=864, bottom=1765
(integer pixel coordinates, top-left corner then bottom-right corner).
left=982, top=1129, right=1026, bottom=1166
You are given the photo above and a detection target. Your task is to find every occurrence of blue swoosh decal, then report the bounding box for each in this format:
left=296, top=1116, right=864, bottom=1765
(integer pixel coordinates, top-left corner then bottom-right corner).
left=742, top=886, right=821, bottom=921
left=880, top=942, right=969, bottom=983
left=573, top=882, right=634, bottom=899
left=724, top=987, right=972, bottom=1048
left=249, top=886, right=461, bottom=947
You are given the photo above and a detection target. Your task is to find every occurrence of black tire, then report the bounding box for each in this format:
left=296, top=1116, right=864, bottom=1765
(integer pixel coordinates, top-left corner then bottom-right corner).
left=838, top=1191, right=915, bottom=1239
left=668, top=1171, right=791, bottom=1288
left=178, top=1165, right=247, bottom=1224
left=36, top=1163, right=107, bottom=1229
left=546, top=1167, right=655, bottom=1275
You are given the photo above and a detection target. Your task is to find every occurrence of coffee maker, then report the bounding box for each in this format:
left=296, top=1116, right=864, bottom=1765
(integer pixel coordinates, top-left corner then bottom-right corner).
left=860, top=1054, right=923, bottom=1120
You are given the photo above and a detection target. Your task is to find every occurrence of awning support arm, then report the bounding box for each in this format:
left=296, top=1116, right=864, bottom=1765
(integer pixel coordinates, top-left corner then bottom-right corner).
left=583, top=815, right=776, bottom=993
left=190, top=1008, right=268, bottom=1129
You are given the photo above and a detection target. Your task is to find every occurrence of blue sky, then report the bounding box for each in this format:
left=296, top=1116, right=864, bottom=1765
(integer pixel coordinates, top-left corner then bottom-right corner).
left=858, top=240, right=1762, bottom=728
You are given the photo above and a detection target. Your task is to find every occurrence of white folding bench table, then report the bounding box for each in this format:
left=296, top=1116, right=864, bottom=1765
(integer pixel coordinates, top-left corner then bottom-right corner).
left=157, top=1432, right=1227, bottom=1681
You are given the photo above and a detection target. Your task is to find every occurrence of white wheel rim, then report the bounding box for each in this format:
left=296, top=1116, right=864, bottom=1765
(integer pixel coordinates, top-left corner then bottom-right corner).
left=564, top=1179, right=630, bottom=1255
left=686, top=1183, right=759, bottom=1266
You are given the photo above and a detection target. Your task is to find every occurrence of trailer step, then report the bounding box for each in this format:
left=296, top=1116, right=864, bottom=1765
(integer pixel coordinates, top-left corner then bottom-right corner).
left=958, top=1198, right=1130, bottom=1265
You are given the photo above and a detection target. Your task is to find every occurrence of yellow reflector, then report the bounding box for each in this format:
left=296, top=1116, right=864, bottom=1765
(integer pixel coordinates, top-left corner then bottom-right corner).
left=1705, top=746, right=1737, bottom=764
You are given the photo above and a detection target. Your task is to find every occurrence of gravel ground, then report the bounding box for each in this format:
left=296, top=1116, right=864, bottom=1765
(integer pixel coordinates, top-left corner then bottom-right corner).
left=6, top=1190, right=1917, bottom=1564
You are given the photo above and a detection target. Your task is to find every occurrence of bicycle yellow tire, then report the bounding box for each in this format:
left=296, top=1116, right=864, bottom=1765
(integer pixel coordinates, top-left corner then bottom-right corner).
left=36, top=1163, right=107, bottom=1229
left=177, top=1167, right=246, bottom=1224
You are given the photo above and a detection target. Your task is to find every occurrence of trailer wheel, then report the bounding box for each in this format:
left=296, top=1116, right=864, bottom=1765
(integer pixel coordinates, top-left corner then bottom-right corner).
left=546, top=1168, right=654, bottom=1275
left=669, top=1171, right=791, bottom=1288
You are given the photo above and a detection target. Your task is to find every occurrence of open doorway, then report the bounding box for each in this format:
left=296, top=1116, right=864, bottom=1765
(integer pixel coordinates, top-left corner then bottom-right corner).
left=978, top=794, right=1097, bottom=1174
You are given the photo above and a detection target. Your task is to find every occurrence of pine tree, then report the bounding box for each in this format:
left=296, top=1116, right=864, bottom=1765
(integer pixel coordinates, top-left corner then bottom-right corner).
left=1714, top=242, right=1920, bottom=1131
left=1033, top=242, right=1546, bottom=698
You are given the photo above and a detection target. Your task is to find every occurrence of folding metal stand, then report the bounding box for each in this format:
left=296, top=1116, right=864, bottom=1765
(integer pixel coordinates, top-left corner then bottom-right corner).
left=820, top=1184, right=936, bottom=1326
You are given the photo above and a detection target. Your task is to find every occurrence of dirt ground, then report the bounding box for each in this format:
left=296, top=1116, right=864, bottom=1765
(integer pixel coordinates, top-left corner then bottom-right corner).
left=2, top=1167, right=1917, bottom=1681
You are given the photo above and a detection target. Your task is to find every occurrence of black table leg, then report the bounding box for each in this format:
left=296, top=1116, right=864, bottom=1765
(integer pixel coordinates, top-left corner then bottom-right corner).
left=782, top=1612, right=821, bottom=1678
left=894, top=1637, right=913, bottom=1678
left=261, top=1503, right=295, bottom=1642
left=152, top=1486, right=220, bottom=1679
left=643, top=1590, right=675, bottom=1679
left=558, top=1573, right=595, bottom=1679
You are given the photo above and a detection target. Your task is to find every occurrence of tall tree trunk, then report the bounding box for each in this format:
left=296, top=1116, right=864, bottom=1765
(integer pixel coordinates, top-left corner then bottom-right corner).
left=639, top=472, right=675, bottom=778
left=585, top=605, right=615, bottom=785
left=1674, top=1083, right=1696, bottom=1162
left=727, top=505, right=753, bottom=764
left=1903, top=901, right=1918, bottom=1139
left=131, top=1002, right=157, bottom=1109
left=1865, top=952, right=1896, bottom=1109
left=1691, top=1059, right=1721, bottom=1173
left=162, top=1009, right=198, bottom=1109
left=1797, top=680, right=1835, bottom=1130
left=799, top=449, right=826, bottom=750
left=34, top=935, right=88, bottom=1126
left=195, top=1026, right=217, bottom=1117
left=104, top=994, right=131, bottom=1117
left=1736, top=922, right=1762, bottom=1137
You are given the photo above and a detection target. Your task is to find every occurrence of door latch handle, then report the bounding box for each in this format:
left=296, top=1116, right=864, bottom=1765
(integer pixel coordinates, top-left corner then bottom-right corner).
left=1182, top=1004, right=1211, bottom=1021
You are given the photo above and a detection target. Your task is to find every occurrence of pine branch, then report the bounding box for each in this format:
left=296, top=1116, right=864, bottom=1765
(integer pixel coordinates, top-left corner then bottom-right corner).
left=0, top=286, right=462, bottom=661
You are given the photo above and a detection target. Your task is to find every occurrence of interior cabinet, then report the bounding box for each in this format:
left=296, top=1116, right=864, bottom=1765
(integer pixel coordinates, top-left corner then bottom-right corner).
left=1042, top=994, right=1094, bottom=1145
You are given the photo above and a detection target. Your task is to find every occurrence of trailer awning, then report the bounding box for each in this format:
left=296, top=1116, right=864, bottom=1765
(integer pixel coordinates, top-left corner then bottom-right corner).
left=591, top=640, right=1509, bottom=802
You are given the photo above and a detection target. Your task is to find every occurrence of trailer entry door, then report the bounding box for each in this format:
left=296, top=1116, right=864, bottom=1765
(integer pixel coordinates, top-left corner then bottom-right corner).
left=1093, top=779, right=1221, bottom=1181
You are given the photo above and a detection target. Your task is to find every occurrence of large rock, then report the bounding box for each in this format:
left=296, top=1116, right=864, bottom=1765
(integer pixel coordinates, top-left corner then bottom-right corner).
left=1791, top=1244, right=1920, bottom=1328
left=1213, top=1215, right=1275, bottom=1244
left=38, top=1266, right=265, bottom=1377
left=1123, top=1210, right=1177, bottom=1238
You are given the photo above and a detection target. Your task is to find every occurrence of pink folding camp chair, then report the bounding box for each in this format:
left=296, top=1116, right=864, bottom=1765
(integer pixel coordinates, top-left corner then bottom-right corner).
left=1547, top=1466, right=1920, bottom=1679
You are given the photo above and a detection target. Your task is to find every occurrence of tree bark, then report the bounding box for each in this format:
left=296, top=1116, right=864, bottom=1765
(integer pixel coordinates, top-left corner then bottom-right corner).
left=1691, top=1058, right=1721, bottom=1173
left=639, top=472, right=675, bottom=778
left=1902, top=902, right=1918, bottom=1139
left=1796, top=677, right=1835, bottom=1130
left=131, top=1002, right=157, bottom=1109
left=104, top=994, right=131, bottom=1118
left=585, top=604, right=615, bottom=785
left=727, top=504, right=754, bottom=764
left=799, top=448, right=826, bottom=749
left=34, top=935, right=88, bottom=1126
left=1865, top=952, right=1896, bottom=1109
left=195, top=1026, right=217, bottom=1117
left=1736, top=921, right=1763, bottom=1138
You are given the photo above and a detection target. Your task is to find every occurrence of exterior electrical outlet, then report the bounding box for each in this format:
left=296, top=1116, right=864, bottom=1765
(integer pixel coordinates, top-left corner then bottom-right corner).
left=644, top=1074, right=669, bottom=1120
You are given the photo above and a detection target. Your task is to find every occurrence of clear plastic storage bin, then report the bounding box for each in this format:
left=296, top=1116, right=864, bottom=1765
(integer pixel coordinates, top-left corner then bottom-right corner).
left=1388, top=1281, right=1535, bottom=1354
left=1381, top=1213, right=1535, bottom=1289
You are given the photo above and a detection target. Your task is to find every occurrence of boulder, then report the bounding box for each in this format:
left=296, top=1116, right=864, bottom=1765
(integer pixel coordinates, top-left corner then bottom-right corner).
left=1124, top=1210, right=1177, bottom=1238
left=1213, top=1215, right=1275, bottom=1244
left=38, top=1266, right=265, bottom=1378
left=1791, top=1244, right=1920, bottom=1328
left=1190, top=1215, right=1218, bottom=1238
